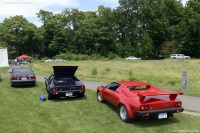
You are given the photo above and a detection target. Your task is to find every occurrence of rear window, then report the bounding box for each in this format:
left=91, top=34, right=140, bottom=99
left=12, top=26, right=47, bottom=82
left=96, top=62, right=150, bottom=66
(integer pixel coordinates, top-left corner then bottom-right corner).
left=13, top=68, right=33, bottom=73
left=55, top=77, right=75, bottom=83
left=128, top=85, right=150, bottom=90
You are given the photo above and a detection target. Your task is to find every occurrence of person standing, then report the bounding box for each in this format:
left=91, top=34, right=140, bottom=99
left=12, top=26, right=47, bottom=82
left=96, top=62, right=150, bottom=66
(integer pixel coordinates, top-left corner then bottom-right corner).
left=14, top=58, right=17, bottom=65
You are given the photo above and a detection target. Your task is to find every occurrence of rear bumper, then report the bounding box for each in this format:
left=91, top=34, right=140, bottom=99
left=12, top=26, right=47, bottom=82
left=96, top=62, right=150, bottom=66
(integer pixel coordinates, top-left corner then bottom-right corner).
left=52, top=90, right=85, bottom=97
left=134, top=107, right=184, bottom=119
left=11, top=80, right=36, bottom=86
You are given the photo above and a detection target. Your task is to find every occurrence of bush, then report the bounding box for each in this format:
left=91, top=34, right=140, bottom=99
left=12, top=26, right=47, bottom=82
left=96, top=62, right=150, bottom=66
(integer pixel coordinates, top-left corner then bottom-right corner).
left=90, top=54, right=103, bottom=60
left=107, top=52, right=119, bottom=60
left=53, top=52, right=122, bottom=61
left=91, top=67, right=98, bottom=75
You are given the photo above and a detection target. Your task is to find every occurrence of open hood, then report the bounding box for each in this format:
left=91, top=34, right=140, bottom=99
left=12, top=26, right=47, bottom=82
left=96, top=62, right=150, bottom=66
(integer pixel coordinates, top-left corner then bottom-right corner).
left=53, top=66, right=78, bottom=78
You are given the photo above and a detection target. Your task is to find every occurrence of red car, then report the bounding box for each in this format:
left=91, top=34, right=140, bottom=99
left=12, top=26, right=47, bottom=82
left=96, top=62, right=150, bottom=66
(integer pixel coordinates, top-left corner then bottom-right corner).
left=97, top=81, right=184, bottom=122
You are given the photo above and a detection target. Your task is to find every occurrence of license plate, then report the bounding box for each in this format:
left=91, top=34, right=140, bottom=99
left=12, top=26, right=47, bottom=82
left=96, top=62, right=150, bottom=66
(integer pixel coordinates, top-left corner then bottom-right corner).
left=66, top=93, right=73, bottom=96
left=158, top=113, right=167, bottom=119
left=21, top=78, right=27, bottom=80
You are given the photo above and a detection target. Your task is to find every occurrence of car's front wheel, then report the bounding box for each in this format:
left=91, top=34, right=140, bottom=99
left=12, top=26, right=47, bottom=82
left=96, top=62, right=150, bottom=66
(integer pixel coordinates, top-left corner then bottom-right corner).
left=119, top=105, right=130, bottom=122
left=97, top=91, right=104, bottom=102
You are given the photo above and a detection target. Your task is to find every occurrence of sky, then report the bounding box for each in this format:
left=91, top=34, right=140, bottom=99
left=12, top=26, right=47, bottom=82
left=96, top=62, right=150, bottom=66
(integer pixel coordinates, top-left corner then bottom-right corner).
left=0, top=0, right=188, bottom=27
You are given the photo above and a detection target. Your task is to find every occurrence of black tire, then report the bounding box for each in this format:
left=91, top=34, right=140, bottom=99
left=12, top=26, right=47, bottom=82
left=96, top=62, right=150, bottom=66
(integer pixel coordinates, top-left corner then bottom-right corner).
left=79, top=93, right=84, bottom=97
left=11, top=84, right=13, bottom=87
left=119, top=105, right=130, bottom=122
left=97, top=91, right=104, bottom=102
left=48, top=92, right=54, bottom=100
left=173, top=57, right=176, bottom=59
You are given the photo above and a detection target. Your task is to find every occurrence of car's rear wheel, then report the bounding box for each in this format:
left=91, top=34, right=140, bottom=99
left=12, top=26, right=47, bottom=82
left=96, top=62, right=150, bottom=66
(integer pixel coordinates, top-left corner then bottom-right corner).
left=97, top=91, right=104, bottom=102
left=48, top=92, right=54, bottom=100
left=119, top=105, right=130, bottom=122
left=79, top=93, right=84, bottom=97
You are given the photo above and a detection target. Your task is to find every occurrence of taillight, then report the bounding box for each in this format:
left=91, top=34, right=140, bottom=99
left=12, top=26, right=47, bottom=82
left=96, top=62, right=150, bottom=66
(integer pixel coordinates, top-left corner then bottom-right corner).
left=79, top=86, right=85, bottom=90
left=52, top=88, right=59, bottom=95
left=30, top=76, right=36, bottom=79
left=174, top=102, right=182, bottom=107
left=52, top=88, right=59, bottom=91
left=11, top=76, right=18, bottom=80
left=29, top=75, right=36, bottom=79
left=140, top=105, right=149, bottom=111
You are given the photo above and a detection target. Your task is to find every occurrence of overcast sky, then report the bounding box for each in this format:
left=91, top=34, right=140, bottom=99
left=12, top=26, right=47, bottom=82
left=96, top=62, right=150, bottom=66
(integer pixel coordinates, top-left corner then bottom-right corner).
left=0, top=0, right=188, bottom=27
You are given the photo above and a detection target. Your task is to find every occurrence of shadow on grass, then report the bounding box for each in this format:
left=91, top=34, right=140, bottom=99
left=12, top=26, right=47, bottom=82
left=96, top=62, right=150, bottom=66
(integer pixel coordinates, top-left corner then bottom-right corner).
left=103, top=101, right=181, bottom=127
left=11, top=84, right=37, bottom=89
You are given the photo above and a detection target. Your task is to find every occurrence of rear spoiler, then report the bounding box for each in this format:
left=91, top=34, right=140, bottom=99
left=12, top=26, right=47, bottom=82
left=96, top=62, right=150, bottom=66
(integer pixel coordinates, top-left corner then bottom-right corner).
left=137, top=91, right=183, bottom=102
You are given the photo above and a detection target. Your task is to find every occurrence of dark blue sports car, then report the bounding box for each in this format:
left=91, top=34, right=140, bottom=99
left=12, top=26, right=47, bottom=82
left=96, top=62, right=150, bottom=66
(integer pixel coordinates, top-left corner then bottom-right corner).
left=44, top=66, right=85, bottom=100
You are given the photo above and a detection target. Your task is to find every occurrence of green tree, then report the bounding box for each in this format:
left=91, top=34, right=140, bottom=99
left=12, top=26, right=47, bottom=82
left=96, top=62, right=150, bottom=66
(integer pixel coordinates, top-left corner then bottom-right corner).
left=178, top=0, right=200, bottom=57
left=117, top=0, right=183, bottom=58
left=0, top=15, right=41, bottom=58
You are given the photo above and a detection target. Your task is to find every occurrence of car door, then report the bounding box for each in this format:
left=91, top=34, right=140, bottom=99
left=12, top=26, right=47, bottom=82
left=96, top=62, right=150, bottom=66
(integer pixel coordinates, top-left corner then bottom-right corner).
left=109, top=83, right=121, bottom=106
left=103, top=83, right=114, bottom=103
left=103, top=82, right=121, bottom=106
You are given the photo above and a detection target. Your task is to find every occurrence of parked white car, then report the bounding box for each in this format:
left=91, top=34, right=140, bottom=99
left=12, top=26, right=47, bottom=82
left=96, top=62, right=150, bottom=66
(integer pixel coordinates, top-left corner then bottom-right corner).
left=126, top=56, right=141, bottom=60
left=54, top=59, right=66, bottom=62
left=44, top=59, right=54, bottom=62
left=170, top=54, right=190, bottom=59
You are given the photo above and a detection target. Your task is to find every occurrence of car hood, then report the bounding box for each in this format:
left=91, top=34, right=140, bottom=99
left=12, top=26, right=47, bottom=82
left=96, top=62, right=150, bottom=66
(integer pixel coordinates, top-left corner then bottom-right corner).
left=53, top=66, right=78, bottom=78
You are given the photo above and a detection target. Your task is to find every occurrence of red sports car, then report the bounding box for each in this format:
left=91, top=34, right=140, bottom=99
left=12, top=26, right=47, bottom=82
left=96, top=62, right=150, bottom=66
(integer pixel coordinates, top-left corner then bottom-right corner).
left=97, top=81, right=184, bottom=122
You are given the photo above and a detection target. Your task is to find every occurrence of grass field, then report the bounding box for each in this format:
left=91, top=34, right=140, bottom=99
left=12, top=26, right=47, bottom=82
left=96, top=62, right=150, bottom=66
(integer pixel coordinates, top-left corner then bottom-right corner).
left=0, top=67, right=200, bottom=133
left=29, top=59, right=200, bottom=97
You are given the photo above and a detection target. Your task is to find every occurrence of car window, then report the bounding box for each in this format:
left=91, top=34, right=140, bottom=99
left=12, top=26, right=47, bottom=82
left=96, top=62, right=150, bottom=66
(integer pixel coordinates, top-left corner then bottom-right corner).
left=107, top=82, right=121, bottom=91
left=128, top=85, right=150, bottom=90
left=13, top=68, right=33, bottom=73
left=55, top=77, right=75, bottom=83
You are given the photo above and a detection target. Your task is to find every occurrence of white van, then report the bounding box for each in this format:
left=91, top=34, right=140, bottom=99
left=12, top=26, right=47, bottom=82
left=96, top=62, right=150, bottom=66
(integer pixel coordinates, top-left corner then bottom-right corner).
left=170, top=54, right=190, bottom=59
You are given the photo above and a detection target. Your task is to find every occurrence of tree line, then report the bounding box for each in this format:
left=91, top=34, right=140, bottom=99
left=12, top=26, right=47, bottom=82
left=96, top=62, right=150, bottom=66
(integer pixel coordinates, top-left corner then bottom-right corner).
left=0, top=0, right=200, bottom=59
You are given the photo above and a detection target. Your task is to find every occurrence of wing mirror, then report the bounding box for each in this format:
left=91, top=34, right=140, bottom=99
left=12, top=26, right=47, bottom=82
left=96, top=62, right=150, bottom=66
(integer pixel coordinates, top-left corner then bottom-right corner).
left=101, top=85, right=105, bottom=88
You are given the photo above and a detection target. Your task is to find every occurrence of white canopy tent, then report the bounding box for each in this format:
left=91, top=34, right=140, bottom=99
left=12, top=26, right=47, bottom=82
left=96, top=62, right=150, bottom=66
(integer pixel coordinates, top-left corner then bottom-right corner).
left=0, top=47, right=9, bottom=67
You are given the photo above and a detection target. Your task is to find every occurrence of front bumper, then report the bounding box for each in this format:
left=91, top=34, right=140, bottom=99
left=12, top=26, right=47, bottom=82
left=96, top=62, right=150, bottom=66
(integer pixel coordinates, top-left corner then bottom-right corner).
left=135, top=107, right=184, bottom=119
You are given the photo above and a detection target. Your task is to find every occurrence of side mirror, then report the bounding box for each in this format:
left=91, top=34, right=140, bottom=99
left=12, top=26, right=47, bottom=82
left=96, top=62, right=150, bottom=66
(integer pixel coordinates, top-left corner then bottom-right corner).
left=101, top=85, right=104, bottom=88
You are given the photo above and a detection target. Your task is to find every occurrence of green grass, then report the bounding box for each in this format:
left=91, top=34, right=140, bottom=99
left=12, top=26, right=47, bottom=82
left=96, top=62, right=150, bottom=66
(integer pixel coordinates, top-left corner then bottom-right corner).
left=0, top=67, right=200, bottom=133
left=29, top=59, right=200, bottom=96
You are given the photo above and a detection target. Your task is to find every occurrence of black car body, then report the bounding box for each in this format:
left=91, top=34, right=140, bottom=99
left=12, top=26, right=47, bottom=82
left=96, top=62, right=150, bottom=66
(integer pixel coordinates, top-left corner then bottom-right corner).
left=45, top=66, right=85, bottom=100
left=10, top=68, right=36, bottom=87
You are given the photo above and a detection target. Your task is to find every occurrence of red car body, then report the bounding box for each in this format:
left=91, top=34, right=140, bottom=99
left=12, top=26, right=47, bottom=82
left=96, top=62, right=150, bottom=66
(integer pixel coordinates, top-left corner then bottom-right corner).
left=97, top=81, right=184, bottom=122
